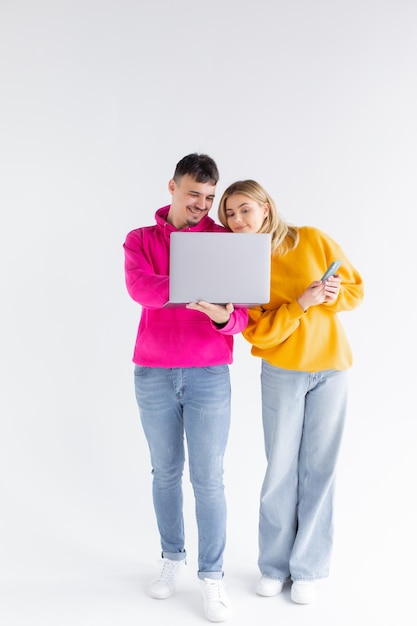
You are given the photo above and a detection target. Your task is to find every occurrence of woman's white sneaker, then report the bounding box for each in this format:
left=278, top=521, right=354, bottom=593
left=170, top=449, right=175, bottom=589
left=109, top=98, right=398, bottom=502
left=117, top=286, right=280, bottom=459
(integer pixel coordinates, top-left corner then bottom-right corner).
left=256, top=576, right=284, bottom=596
left=291, top=580, right=316, bottom=604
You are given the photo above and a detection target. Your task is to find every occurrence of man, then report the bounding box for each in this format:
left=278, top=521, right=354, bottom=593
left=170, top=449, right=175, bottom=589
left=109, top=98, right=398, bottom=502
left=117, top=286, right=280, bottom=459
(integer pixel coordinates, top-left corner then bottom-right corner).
left=123, top=153, right=248, bottom=622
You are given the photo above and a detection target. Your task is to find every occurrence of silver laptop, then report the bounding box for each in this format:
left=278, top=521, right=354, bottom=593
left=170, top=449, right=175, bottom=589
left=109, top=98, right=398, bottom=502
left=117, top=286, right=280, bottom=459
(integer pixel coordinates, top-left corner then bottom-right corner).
left=167, top=231, right=271, bottom=307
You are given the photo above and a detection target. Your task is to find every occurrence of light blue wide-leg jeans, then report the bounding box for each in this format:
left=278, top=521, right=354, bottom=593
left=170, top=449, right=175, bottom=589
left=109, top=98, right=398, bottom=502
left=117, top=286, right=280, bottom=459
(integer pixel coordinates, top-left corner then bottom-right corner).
left=259, top=360, right=348, bottom=582
left=134, top=365, right=231, bottom=580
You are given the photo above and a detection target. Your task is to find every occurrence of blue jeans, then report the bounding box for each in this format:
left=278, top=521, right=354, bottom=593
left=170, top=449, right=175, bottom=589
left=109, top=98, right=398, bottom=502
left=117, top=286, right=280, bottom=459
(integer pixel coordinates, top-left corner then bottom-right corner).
left=134, top=365, right=231, bottom=580
left=259, top=360, right=348, bottom=582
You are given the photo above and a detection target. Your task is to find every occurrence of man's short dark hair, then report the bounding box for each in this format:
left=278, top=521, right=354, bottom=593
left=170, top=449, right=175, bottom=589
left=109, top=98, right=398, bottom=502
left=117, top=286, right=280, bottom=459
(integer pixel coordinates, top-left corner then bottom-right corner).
left=173, top=153, right=219, bottom=185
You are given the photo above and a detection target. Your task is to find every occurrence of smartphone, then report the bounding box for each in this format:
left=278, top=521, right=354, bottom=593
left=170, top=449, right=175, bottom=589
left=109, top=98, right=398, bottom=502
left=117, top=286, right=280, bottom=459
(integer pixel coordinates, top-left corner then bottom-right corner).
left=321, top=260, right=342, bottom=281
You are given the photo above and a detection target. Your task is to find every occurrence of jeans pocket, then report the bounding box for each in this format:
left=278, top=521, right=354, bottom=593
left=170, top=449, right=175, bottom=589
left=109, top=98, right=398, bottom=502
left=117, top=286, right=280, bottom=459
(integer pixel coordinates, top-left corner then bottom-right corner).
left=203, top=365, right=229, bottom=375
left=134, top=365, right=148, bottom=377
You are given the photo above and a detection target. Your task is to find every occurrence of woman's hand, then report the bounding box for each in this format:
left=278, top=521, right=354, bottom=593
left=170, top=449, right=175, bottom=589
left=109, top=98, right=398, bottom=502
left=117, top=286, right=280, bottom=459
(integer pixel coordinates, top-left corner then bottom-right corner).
left=297, top=275, right=341, bottom=312
left=186, top=301, right=234, bottom=324
left=322, top=275, right=341, bottom=303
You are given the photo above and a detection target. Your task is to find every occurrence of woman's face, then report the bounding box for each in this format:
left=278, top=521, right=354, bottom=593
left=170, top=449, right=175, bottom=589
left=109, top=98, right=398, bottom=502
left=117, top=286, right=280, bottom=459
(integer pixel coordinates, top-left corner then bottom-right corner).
left=224, top=193, right=269, bottom=233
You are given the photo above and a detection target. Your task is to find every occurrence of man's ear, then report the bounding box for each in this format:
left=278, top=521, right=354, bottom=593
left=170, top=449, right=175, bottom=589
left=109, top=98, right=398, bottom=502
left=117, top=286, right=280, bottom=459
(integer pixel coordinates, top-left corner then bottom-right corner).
left=168, top=178, right=176, bottom=195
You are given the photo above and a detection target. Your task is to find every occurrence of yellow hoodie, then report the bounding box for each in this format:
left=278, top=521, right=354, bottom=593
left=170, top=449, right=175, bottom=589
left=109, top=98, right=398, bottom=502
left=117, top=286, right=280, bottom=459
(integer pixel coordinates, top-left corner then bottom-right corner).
left=242, top=226, right=364, bottom=371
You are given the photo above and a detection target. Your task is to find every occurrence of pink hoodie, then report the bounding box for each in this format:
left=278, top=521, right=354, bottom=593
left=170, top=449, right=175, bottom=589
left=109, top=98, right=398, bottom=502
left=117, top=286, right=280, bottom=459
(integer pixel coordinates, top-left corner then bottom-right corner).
left=123, top=206, right=248, bottom=367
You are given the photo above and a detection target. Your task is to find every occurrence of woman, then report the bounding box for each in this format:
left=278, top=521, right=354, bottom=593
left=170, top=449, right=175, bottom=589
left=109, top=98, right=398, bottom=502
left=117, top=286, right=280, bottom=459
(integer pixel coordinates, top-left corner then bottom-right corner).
left=218, top=180, right=364, bottom=604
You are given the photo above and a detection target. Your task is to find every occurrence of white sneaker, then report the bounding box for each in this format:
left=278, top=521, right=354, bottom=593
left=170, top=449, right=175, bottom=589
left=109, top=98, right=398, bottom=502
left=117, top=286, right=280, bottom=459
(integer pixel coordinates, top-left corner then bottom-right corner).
left=200, top=578, right=231, bottom=622
left=256, top=576, right=284, bottom=597
left=149, top=558, right=185, bottom=599
left=291, top=580, right=316, bottom=604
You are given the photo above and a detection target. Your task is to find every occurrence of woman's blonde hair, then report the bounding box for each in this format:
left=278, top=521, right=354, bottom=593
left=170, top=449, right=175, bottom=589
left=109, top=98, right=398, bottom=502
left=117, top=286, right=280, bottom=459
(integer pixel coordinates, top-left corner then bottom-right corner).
left=217, top=179, right=299, bottom=255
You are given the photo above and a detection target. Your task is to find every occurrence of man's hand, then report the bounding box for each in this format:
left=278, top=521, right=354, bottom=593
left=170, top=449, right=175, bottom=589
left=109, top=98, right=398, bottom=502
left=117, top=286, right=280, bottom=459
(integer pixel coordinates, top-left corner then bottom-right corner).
left=186, top=301, right=234, bottom=324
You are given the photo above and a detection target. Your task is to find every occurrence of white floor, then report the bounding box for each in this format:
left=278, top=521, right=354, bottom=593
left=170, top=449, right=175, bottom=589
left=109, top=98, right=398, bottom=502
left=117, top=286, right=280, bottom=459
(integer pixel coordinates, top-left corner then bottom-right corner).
left=0, top=549, right=406, bottom=626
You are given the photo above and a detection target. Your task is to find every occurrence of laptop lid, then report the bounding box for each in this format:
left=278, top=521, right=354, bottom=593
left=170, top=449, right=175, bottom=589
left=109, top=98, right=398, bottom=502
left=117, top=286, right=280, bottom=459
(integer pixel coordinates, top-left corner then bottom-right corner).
left=167, top=231, right=271, bottom=307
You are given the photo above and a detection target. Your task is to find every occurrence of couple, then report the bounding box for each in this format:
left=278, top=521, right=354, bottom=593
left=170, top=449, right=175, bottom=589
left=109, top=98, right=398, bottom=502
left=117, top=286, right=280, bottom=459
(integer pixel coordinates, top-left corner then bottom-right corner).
left=123, top=153, right=364, bottom=622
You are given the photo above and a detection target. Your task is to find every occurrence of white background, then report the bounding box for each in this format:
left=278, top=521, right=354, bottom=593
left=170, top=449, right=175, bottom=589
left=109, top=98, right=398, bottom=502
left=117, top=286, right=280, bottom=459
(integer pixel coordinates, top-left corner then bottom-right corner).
left=1, top=1, right=416, bottom=624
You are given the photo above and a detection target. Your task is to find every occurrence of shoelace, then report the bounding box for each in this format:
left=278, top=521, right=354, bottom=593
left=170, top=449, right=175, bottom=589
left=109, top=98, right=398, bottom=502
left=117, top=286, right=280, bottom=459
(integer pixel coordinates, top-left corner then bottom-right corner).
left=158, top=560, right=178, bottom=582
left=204, top=579, right=225, bottom=602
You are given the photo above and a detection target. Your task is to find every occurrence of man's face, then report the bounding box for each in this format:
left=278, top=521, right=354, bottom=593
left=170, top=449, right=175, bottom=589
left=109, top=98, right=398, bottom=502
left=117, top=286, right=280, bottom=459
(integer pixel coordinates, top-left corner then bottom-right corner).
left=167, top=174, right=216, bottom=229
